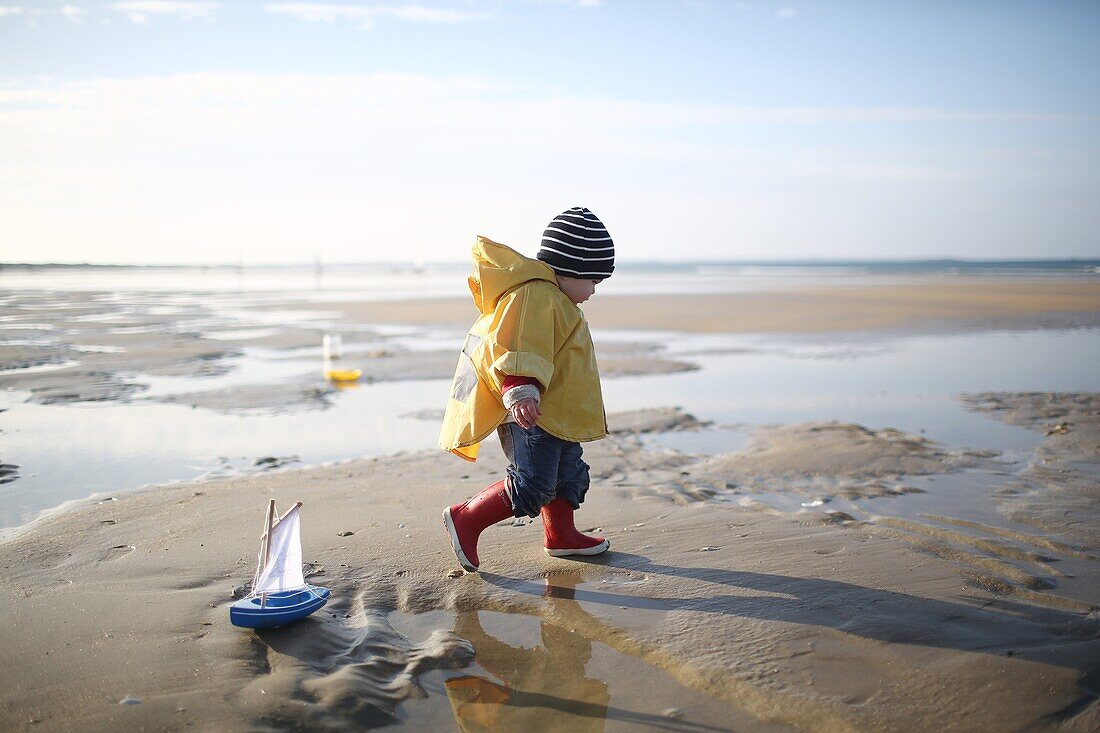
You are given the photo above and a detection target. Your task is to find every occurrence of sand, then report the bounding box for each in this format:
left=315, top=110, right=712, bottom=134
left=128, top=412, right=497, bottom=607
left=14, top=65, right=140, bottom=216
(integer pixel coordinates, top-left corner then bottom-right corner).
left=2, top=280, right=1099, bottom=731
left=1, top=403, right=1098, bottom=731
left=290, top=278, right=1100, bottom=333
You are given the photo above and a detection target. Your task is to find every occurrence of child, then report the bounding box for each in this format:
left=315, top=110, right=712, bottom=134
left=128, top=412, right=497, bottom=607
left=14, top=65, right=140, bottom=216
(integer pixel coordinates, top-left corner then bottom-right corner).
left=439, top=206, right=615, bottom=572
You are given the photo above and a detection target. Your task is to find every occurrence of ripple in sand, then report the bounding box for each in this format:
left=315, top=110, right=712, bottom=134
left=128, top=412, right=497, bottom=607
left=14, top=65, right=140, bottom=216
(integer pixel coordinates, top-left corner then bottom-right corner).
left=236, top=606, right=474, bottom=731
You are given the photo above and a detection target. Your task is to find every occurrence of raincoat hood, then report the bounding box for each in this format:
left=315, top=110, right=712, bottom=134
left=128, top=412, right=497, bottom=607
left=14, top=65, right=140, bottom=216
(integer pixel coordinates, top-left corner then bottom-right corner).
left=468, top=236, right=558, bottom=315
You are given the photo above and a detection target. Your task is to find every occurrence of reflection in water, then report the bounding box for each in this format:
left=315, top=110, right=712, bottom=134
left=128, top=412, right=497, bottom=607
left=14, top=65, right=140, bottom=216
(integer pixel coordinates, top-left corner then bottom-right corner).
left=443, top=574, right=731, bottom=733
left=445, top=576, right=609, bottom=732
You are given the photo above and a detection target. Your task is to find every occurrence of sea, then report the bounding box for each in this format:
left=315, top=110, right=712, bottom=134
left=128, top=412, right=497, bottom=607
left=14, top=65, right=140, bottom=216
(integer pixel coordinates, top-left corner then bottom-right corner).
left=2, top=258, right=1099, bottom=298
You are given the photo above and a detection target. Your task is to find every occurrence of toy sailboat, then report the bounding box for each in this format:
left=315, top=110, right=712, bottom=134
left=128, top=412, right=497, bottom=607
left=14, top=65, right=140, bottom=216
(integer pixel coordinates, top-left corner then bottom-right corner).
left=229, top=499, right=331, bottom=629
left=323, top=333, right=361, bottom=383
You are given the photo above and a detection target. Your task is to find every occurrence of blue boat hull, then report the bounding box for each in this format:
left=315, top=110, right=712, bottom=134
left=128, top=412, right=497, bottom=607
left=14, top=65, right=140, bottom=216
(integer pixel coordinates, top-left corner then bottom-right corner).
left=229, top=585, right=331, bottom=629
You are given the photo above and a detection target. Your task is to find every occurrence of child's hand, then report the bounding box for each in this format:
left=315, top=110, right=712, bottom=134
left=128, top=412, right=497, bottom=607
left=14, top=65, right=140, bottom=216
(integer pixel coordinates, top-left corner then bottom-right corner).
left=511, top=398, right=542, bottom=429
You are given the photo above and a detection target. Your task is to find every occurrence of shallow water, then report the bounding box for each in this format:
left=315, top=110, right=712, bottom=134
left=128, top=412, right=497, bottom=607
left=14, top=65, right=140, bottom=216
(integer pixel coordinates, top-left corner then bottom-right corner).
left=0, top=377, right=450, bottom=529
left=614, top=327, right=1100, bottom=457
left=389, top=586, right=794, bottom=732
left=2, top=325, right=1098, bottom=530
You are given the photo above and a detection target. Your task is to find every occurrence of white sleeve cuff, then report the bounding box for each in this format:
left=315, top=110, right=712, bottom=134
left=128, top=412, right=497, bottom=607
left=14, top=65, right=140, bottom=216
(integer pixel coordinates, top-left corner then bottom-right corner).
left=503, top=383, right=541, bottom=409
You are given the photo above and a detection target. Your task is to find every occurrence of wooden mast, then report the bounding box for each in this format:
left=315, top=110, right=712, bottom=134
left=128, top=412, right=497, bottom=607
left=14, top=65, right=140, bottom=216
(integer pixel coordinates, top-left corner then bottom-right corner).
left=269, top=501, right=303, bottom=531
left=259, top=499, right=276, bottom=610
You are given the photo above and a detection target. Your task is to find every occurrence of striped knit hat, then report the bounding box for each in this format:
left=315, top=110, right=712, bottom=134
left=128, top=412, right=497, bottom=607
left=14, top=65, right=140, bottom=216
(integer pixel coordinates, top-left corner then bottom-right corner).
left=537, top=207, right=615, bottom=280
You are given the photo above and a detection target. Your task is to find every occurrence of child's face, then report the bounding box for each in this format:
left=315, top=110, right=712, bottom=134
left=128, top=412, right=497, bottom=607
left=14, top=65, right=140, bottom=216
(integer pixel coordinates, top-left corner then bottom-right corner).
left=556, top=275, right=599, bottom=305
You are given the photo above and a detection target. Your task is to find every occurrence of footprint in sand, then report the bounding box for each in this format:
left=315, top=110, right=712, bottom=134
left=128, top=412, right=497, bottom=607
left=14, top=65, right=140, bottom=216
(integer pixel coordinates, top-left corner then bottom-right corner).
left=173, top=575, right=223, bottom=591
left=100, top=544, right=135, bottom=562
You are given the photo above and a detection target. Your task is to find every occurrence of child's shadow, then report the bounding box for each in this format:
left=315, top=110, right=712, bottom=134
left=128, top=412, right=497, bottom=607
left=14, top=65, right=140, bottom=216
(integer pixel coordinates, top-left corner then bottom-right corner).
left=482, top=551, right=1099, bottom=674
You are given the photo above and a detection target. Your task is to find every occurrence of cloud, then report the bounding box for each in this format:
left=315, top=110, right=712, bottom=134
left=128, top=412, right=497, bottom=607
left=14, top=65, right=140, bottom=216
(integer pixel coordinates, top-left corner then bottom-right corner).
left=518, top=0, right=601, bottom=6
left=262, top=3, right=492, bottom=27
left=776, top=7, right=796, bottom=18
left=0, top=73, right=1085, bottom=127
left=0, top=4, right=87, bottom=23
left=1, top=72, right=1094, bottom=263
left=108, top=1, right=219, bottom=24
left=59, top=5, right=87, bottom=23
left=2, top=0, right=595, bottom=28
left=261, top=3, right=370, bottom=24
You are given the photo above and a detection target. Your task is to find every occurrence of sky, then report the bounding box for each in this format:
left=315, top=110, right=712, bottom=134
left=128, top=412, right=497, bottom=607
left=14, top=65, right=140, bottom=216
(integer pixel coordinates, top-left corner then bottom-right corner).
left=1, top=1, right=1098, bottom=265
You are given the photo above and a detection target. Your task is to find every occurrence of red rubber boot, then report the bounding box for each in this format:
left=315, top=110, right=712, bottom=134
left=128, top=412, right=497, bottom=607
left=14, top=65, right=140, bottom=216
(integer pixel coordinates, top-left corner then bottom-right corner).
left=541, top=498, right=610, bottom=557
left=443, top=479, right=513, bottom=571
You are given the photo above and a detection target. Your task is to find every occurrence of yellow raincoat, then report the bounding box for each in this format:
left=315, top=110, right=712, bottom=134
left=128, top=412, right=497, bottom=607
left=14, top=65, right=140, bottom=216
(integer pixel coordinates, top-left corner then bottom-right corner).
left=439, top=236, right=608, bottom=461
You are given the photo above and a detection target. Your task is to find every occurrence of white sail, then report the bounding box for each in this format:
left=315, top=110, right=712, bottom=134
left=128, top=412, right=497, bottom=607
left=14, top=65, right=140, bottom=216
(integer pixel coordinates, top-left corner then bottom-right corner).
left=253, top=505, right=307, bottom=595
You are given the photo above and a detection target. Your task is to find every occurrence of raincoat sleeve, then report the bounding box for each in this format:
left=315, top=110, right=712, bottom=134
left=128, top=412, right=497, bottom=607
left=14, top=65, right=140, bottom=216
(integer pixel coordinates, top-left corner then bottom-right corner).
left=485, top=285, right=557, bottom=393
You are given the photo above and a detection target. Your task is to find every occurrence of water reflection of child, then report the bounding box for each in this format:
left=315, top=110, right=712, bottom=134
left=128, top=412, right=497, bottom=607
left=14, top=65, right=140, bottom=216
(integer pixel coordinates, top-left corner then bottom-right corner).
left=443, top=581, right=610, bottom=732
left=439, top=207, right=616, bottom=571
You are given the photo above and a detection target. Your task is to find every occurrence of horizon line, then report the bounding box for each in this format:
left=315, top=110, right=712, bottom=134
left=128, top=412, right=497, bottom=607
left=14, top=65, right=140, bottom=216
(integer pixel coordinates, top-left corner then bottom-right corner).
left=3, top=257, right=1100, bottom=270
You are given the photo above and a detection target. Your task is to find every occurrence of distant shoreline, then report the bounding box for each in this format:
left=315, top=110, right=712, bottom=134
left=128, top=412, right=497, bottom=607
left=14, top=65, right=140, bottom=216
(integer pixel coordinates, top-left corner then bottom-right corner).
left=2, top=258, right=1099, bottom=273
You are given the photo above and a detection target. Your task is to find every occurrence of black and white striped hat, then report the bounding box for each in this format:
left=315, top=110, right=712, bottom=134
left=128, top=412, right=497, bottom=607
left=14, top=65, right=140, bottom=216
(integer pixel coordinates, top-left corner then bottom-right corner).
left=537, top=206, right=615, bottom=280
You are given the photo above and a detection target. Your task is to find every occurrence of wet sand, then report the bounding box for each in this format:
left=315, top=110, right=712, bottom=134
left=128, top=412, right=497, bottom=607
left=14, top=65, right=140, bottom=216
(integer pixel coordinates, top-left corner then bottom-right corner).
left=0, top=292, right=696, bottom=411
left=1, top=280, right=1099, bottom=731
left=1, top=401, right=1097, bottom=731
left=295, top=278, right=1100, bottom=333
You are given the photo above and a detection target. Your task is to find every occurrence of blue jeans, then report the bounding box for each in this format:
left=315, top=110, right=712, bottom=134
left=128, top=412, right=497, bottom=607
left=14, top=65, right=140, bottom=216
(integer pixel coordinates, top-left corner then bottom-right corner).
left=497, top=423, right=591, bottom=518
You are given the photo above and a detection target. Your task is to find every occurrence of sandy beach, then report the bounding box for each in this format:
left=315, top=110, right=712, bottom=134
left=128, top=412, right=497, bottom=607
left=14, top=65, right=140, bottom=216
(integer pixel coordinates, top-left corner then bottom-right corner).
left=294, top=279, right=1100, bottom=333
left=1, top=277, right=1099, bottom=732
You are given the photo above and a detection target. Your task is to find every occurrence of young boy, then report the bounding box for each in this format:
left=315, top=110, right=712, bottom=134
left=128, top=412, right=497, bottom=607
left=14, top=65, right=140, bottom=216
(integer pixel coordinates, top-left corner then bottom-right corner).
left=439, top=206, right=614, bottom=572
